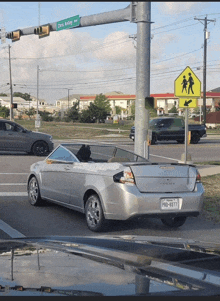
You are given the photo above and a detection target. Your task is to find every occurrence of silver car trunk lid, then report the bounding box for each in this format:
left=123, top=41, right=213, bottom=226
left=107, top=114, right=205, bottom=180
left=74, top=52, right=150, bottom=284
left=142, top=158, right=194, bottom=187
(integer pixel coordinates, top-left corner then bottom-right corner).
left=130, top=164, right=197, bottom=193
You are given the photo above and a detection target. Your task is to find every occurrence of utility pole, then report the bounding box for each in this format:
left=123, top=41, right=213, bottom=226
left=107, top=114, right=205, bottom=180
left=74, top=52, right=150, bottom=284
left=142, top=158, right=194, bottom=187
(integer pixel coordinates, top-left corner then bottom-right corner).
left=37, top=64, right=39, bottom=115
left=35, top=64, right=41, bottom=130
left=67, top=88, right=73, bottom=109
left=8, top=44, right=13, bottom=121
left=194, top=15, right=215, bottom=125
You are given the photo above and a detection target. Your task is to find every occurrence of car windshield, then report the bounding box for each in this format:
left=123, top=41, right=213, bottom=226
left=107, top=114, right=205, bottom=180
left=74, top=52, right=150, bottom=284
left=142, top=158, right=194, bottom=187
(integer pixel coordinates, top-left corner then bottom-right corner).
left=149, top=119, right=161, bottom=126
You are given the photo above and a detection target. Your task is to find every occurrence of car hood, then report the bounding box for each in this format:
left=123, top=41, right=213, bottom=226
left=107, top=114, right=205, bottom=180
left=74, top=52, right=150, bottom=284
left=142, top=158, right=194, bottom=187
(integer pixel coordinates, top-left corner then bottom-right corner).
left=28, top=131, right=52, bottom=140
left=0, top=235, right=220, bottom=296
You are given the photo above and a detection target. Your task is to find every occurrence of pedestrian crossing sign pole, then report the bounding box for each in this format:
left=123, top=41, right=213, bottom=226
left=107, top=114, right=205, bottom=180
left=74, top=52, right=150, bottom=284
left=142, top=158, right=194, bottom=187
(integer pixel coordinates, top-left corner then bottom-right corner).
left=174, top=66, right=201, bottom=164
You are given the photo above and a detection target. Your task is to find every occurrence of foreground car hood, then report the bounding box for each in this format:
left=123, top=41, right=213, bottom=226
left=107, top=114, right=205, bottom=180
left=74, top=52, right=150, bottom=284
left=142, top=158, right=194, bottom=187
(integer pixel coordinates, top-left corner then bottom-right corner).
left=0, top=235, right=220, bottom=296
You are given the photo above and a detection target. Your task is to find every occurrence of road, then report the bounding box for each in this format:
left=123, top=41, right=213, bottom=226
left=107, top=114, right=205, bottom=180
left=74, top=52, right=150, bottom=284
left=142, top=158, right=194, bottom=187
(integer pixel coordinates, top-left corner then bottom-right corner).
left=0, top=136, right=220, bottom=242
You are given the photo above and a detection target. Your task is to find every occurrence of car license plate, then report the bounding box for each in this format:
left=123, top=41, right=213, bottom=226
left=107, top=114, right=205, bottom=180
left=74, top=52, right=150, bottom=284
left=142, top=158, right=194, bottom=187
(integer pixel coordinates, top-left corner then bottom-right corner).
left=161, top=198, right=179, bottom=210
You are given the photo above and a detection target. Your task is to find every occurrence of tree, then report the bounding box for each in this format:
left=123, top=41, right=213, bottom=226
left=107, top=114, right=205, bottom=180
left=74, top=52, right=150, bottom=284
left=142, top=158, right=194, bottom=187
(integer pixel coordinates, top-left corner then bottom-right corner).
left=39, top=110, right=53, bottom=121
left=79, top=103, right=108, bottom=123
left=66, top=103, right=79, bottom=122
left=130, top=102, right=135, bottom=120
left=168, top=105, right=178, bottom=113
left=115, top=106, right=122, bottom=115
left=25, top=107, right=36, bottom=119
left=93, top=94, right=111, bottom=123
left=94, top=93, right=111, bottom=112
left=0, top=93, right=7, bottom=97
left=13, top=92, right=32, bottom=102
left=79, top=108, right=95, bottom=123
left=0, top=105, right=9, bottom=118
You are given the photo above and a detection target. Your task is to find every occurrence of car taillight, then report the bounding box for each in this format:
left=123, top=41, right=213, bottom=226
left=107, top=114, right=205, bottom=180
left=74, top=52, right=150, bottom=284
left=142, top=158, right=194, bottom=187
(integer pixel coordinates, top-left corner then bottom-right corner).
left=113, top=167, right=135, bottom=185
left=196, top=171, right=201, bottom=182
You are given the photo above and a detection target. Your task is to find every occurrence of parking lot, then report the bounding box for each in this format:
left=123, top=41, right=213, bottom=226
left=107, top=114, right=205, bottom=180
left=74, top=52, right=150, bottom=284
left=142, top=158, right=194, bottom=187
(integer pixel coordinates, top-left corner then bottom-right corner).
left=0, top=136, right=220, bottom=241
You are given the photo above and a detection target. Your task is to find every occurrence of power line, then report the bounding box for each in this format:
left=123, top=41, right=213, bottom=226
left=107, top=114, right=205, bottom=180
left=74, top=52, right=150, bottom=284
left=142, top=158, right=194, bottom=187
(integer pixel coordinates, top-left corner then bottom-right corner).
left=153, top=22, right=200, bottom=36
left=152, top=17, right=193, bottom=31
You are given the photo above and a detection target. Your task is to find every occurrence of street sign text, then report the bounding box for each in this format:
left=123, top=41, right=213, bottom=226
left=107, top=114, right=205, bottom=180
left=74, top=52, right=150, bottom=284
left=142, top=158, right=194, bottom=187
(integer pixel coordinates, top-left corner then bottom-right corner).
left=56, top=15, right=80, bottom=31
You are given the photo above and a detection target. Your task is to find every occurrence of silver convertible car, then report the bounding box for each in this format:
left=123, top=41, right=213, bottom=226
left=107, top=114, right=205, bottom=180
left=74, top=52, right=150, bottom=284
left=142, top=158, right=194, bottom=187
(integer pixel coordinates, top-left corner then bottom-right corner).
left=27, top=143, right=204, bottom=232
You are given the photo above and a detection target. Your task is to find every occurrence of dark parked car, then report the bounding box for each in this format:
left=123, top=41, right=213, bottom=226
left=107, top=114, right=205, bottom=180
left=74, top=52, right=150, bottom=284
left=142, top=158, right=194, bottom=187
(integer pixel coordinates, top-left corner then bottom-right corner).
left=0, top=119, right=53, bottom=156
left=129, top=117, right=207, bottom=144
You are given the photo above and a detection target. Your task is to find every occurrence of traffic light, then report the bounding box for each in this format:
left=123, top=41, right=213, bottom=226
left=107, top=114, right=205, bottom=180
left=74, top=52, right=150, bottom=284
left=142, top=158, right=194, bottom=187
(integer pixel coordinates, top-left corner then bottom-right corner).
left=8, top=30, right=21, bottom=42
left=145, top=97, right=155, bottom=110
left=34, top=25, right=50, bottom=38
left=12, top=103, right=17, bottom=109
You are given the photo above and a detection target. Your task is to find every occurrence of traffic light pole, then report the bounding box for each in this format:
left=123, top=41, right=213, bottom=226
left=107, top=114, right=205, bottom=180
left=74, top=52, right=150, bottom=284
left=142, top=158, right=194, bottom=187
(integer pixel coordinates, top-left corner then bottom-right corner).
left=8, top=44, right=13, bottom=121
left=134, top=2, right=152, bottom=157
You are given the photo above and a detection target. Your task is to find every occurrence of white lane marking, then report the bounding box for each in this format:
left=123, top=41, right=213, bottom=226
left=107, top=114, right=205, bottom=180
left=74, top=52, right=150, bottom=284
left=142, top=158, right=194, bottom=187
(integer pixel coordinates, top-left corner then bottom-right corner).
left=149, top=154, right=179, bottom=161
left=0, top=173, right=28, bottom=175
left=0, top=219, right=26, bottom=238
left=0, top=192, right=28, bottom=196
left=0, top=183, right=26, bottom=185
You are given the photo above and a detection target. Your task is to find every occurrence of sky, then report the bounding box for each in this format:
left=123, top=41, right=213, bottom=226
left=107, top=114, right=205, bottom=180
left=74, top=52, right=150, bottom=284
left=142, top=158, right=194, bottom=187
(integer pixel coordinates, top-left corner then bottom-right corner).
left=0, top=1, right=220, bottom=104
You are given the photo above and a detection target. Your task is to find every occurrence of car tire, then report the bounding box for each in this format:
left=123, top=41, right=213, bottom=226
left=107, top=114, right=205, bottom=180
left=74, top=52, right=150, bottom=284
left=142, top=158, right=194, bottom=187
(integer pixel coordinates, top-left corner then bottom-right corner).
left=85, top=194, right=105, bottom=232
left=32, top=141, right=49, bottom=156
left=190, top=132, right=200, bottom=144
left=161, top=216, right=187, bottom=228
left=151, top=135, right=157, bottom=145
left=28, top=176, right=42, bottom=206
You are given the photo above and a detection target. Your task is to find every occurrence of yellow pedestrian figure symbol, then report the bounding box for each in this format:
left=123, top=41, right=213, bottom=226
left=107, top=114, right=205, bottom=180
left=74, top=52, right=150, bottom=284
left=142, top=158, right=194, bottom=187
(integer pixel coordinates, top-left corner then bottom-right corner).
left=174, top=66, right=201, bottom=98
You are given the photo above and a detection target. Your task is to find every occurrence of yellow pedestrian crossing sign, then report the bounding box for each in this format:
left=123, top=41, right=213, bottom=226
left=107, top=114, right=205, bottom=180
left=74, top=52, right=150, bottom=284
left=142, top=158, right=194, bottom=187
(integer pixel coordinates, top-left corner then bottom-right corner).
left=179, top=98, right=198, bottom=108
left=174, top=66, right=201, bottom=98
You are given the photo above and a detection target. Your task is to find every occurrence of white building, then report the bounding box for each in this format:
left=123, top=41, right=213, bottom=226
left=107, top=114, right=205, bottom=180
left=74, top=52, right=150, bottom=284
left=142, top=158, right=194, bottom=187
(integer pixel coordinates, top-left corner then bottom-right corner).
left=0, top=96, right=57, bottom=116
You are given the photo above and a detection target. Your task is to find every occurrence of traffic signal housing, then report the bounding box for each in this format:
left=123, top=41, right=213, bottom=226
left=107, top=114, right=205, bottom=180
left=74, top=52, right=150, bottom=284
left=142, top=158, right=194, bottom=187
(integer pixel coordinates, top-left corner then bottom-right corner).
left=145, top=97, right=155, bottom=110
left=34, top=25, right=50, bottom=38
left=8, top=30, right=21, bottom=42
left=12, top=103, right=17, bottom=109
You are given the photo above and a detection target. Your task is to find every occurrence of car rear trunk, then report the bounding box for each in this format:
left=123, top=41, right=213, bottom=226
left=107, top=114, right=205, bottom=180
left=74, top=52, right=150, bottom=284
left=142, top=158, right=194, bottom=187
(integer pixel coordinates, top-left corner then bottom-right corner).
left=130, top=163, right=197, bottom=193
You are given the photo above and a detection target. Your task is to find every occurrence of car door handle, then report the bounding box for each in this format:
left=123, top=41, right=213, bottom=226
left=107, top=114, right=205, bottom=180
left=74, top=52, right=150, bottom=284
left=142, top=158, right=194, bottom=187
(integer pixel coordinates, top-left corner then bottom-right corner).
left=6, top=133, right=13, bottom=135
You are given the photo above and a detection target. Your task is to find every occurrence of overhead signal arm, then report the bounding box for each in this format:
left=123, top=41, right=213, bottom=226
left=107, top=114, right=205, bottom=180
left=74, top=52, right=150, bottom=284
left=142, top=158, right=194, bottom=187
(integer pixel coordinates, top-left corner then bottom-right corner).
left=0, top=4, right=131, bottom=42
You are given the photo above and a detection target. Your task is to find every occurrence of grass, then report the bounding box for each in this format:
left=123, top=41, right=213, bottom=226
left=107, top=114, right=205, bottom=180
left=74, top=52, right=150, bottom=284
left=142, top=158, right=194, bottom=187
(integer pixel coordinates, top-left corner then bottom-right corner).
left=15, top=120, right=133, bottom=140
left=194, top=161, right=220, bottom=165
left=201, top=174, right=220, bottom=223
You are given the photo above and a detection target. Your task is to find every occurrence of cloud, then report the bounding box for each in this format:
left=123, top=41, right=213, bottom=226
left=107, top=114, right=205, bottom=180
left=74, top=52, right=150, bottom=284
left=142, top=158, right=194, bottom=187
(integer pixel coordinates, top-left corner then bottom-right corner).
left=93, top=31, right=135, bottom=65
left=151, top=33, right=178, bottom=61
left=0, top=29, right=137, bottom=103
left=157, top=2, right=209, bottom=15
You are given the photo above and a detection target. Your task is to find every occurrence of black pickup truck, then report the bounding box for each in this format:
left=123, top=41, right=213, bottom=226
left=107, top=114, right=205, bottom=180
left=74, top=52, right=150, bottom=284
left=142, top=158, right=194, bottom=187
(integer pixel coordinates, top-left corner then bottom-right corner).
left=129, top=117, right=206, bottom=144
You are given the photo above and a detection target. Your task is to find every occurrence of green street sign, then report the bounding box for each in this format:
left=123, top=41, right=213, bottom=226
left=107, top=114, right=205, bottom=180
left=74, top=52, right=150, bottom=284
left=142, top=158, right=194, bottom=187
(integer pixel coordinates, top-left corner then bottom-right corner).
left=57, top=15, right=80, bottom=31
